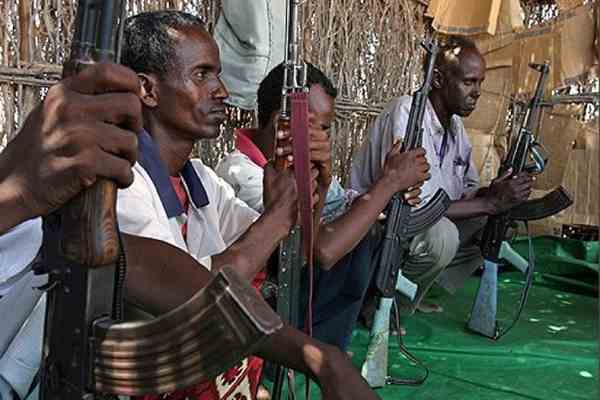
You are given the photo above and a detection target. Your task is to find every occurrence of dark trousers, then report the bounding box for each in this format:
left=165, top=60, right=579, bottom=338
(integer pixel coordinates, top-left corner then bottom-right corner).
left=297, top=225, right=381, bottom=351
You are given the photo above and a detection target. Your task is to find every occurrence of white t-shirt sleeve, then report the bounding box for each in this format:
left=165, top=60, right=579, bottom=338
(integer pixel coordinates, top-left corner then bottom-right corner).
left=117, top=165, right=172, bottom=244
left=215, top=152, right=265, bottom=213
left=209, top=167, right=260, bottom=247
left=0, top=218, right=42, bottom=296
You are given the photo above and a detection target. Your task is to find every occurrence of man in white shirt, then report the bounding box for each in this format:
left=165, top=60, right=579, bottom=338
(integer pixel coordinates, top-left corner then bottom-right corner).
left=351, top=36, right=533, bottom=313
left=117, top=11, right=379, bottom=400
left=0, top=63, right=142, bottom=399
left=216, top=62, right=430, bottom=349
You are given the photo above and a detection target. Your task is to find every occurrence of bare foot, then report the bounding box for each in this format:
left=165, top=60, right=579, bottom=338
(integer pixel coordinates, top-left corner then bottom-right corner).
left=416, top=301, right=443, bottom=313
left=390, top=325, right=407, bottom=336
left=257, top=384, right=271, bottom=400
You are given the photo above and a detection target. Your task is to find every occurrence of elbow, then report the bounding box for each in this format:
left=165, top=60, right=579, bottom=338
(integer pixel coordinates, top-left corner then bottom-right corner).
left=316, top=245, right=338, bottom=270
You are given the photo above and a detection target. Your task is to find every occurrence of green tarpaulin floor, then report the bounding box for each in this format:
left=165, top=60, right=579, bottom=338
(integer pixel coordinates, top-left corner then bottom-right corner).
left=268, top=237, right=599, bottom=399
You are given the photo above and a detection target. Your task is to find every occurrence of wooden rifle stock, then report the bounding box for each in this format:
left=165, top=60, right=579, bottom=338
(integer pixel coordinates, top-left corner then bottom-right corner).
left=60, top=0, right=122, bottom=266
left=39, top=3, right=126, bottom=399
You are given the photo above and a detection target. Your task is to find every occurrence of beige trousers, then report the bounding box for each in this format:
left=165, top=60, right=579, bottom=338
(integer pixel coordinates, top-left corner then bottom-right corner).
left=397, top=217, right=485, bottom=314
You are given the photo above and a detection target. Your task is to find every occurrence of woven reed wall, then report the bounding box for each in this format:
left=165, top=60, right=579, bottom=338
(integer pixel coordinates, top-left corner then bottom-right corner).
left=0, top=0, right=595, bottom=187
left=0, top=0, right=427, bottom=181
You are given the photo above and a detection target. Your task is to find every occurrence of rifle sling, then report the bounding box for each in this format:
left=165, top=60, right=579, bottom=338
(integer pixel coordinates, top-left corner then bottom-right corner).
left=291, top=90, right=315, bottom=400
left=386, top=300, right=429, bottom=386
left=492, top=223, right=536, bottom=340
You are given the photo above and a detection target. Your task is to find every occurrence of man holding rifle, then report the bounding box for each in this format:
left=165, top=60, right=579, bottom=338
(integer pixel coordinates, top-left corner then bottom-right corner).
left=351, top=36, right=533, bottom=315
left=0, top=63, right=142, bottom=399
left=216, top=62, right=429, bottom=351
left=0, top=9, right=380, bottom=400
left=116, top=10, right=379, bottom=400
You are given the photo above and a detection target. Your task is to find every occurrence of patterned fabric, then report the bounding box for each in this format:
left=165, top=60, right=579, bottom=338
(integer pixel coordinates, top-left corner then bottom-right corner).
left=131, top=177, right=265, bottom=400
left=320, top=178, right=359, bottom=224
left=132, top=358, right=264, bottom=400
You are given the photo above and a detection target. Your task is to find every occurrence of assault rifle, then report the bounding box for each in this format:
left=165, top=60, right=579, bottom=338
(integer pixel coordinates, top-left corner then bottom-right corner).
left=38, top=2, right=282, bottom=399
left=361, top=39, right=450, bottom=388
left=467, top=62, right=573, bottom=339
left=272, top=0, right=316, bottom=398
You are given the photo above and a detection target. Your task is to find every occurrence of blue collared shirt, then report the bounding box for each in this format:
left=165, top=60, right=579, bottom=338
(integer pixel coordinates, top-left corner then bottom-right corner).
left=137, top=130, right=209, bottom=217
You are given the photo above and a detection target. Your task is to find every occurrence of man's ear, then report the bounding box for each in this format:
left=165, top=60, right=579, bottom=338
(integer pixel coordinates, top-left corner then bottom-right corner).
left=432, top=68, right=444, bottom=89
left=138, top=73, right=159, bottom=108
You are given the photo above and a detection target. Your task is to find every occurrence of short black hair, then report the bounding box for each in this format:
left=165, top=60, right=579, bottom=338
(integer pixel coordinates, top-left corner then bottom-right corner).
left=433, top=35, right=479, bottom=74
left=257, top=63, right=338, bottom=128
left=122, top=11, right=205, bottom=78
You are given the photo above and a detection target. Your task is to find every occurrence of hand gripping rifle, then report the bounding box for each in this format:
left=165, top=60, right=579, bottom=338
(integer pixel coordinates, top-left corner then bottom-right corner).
left=272, top=1, right=316, bottom=398
left=467, top=62, right=573, bottom=339
left=38, top=2, right=282, bottom=399
left=361, top=39, right=450, bottom=388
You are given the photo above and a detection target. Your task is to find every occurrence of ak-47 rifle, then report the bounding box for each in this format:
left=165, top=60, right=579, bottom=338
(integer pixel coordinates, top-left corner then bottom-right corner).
left=361, top=39, right=450, bottom=388
left=373, top=39, right=450, bottom=300
left=467, top=62, right=573, bottom=339
left=38, top=2, right=282, bottom=399
left=272, top=0, right=315, bottom=398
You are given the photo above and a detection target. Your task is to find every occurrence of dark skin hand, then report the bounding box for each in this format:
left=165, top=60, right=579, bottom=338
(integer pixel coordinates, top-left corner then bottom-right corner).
left=446, top=168, right=534, bottom=220
left=485, top=169, right=534, bottom=213
left=427, top=44, right=533, bottom=220
left=255, top=84, right=431, bottom=269
left=123, top=234, right=380, bottom=400
left=274, top=114, right=330, bottom=241
left=0, top=63, right=142, bottom=234
left=318, top=142, right=430, bottom=269
left=212, top=161, right=300, bottom=281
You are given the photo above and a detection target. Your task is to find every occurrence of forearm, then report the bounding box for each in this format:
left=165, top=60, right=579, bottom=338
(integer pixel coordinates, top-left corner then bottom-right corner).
left=255, top=325, right=335, bottom=383
left=317, top=177, right=395, bottom=269
left=0, top=149, right=33, bottom=234
left=446, top=196, right=495, bottom=221
left=256, top=324, right=380, bottom=399
left=122, top=234, right=213, bottom=315
left=0, top=185, right=31, bottom=234
left=211, top=211, right=290, bottom=281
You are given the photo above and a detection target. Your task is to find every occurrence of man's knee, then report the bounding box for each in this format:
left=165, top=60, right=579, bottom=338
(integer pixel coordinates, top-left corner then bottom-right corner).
left=411, top=217, right=459, bottom=271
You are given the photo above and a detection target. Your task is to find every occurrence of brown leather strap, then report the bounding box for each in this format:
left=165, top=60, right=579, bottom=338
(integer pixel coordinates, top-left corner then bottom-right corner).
left=290, top=92, right=315, bottom=335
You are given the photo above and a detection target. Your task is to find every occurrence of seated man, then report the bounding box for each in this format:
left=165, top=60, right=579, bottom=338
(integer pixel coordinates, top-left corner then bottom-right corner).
left=0, top=63, right=143, bottom=399
left=350, top=36, right=533, bottom=314
left=117, top=11, right=379, bottom=400
left=216, top=62, right=429, bottom=350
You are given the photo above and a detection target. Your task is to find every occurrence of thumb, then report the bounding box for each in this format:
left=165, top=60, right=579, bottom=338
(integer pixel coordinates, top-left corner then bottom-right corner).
left=390, top=137, right=403, bottom=154
left=495, top=167, right=513, bottom=182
